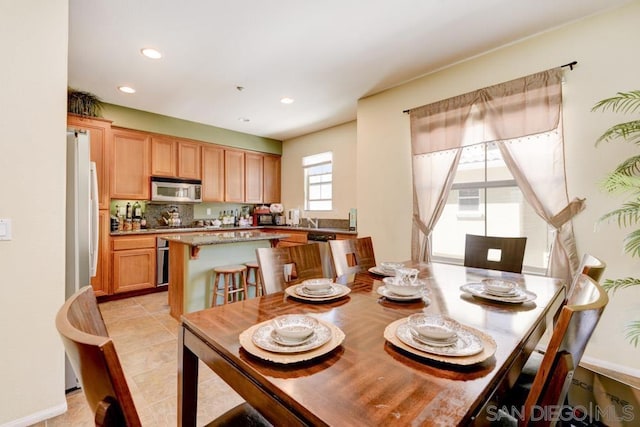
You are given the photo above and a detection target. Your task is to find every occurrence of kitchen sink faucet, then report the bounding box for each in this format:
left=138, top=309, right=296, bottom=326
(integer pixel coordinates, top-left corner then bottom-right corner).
left=307, top=218, right=319, bottom=229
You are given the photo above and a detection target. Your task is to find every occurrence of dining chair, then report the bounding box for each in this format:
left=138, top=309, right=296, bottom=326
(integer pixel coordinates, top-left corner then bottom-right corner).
left=497, top=274, right=609, bottom=426
left=328, top=236, right=377, bottom=279
left=256, top=243, right=325, bottom=294
left=567, top=253, right=606, bottom=299
left=463, top=234, right=527, bottom=274
left=56, top=285, right=268, bottom=427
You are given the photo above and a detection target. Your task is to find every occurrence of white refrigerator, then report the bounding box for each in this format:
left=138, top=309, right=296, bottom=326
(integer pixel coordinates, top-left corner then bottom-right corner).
left=64, top=129, right=99, bottom=389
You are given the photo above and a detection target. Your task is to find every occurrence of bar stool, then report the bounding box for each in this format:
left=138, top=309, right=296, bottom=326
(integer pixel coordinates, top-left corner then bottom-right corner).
left=245, top=261, right=265, bottom=297
left=211, top=264, right=248, bottom=306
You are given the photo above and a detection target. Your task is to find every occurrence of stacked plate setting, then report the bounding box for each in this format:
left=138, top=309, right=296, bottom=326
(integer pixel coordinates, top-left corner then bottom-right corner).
left=252, top=314, right=332, bottom=353
left=481, top=279, right=517, bottom=297
left=395, top=313, right=485, bottom=357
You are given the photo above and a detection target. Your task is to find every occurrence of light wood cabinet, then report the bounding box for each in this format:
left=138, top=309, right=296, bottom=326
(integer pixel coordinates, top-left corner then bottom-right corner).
left=224, top=149, right=245, bottom=202
left=67, top=114, right=112, bottom=209
left=111, top=128, right=150, bottom=200
left=90, top=210, right=111, bottom=296
left=245, top=152, right=264, bottom=204
left=111, top=235, right=156, bottom=294
left=263, top=154, right=281, bottom=203
left=202, top=144, right=225, bottom=201
left=151, top=136, right=177, bottom=177
left=151, top=137, right=201, bottom=180
left=177, top=140, right=201, bottom=179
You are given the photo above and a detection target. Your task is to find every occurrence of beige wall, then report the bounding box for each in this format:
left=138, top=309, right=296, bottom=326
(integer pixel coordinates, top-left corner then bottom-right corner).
left=357, top=2, right=640, bottom=372
left=0, top=0, right=69, bottom=424
left=281, top=121, right=357, bottom=220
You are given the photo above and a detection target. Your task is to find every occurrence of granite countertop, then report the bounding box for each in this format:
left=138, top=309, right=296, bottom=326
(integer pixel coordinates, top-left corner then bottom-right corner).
left=111, top=225, right=356, bottom=237
left=161, top=231, right=291, bottom=247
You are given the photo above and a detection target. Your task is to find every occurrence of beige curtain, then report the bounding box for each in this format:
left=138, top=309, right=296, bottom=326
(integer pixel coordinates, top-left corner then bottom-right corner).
left=410, top=68, right=581, bottom=283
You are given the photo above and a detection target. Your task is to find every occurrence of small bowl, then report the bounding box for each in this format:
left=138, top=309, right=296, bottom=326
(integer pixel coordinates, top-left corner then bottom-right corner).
left=408, top=314, right=458, bottom=340
left=383, top=277, right=423, bottom=296
left=271, top=314, right=317, bottom=342
left=380, top=262, right=403, bottom=274
left=482, top=279, right=516, bottom=295
left=301, top=278, right=334, bottom=292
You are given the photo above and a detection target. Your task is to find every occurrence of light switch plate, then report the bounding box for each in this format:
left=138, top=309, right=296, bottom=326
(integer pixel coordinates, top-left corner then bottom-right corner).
left=0, top=218, right=12, bottom=241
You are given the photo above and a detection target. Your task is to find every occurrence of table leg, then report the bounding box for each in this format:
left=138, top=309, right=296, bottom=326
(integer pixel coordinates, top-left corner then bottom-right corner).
left=178, top=325, right=199, bottom=427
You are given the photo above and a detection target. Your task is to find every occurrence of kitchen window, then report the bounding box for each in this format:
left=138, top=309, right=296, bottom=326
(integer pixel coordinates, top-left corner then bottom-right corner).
left=303, top=152, right=332, bottom=211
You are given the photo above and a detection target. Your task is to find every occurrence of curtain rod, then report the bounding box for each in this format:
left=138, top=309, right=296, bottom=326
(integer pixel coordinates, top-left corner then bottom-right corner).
left=402, top=61, right=577, bottom=114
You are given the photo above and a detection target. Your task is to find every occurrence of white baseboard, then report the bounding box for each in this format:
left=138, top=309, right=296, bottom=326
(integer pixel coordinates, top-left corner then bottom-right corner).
left=0, top=402, right=67, bottom=427
left=581, top=355, right=640, bottom=381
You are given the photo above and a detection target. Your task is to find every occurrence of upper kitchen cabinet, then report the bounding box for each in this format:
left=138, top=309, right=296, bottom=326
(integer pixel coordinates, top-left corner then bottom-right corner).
left=67, top=114, right=111, bottom=209
left=177, top=140, right=201, bottom=179
left=110, top=127, right=150, bottom=200
left=245, top=152, right=264, bottom=204
left=263, top=154, right=281, bottom=203
left=150, top=136, right=177, bottom=177
left=224, top=149, right=245, bottom=202
left=201, top=144, right=225, bottom=202
left=151, top=136, right=201, bottom=180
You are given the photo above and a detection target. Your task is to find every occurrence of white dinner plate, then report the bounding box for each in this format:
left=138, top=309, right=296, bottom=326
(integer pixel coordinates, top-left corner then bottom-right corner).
left=285, top=283, right=351, bottom=302
left=376, top=285, right=429, bottom=302
left=395, top=321, right=484, bottom=357
left=251, top=320, right=332, bottom=353
left=459, top=283, right=537, bottom=304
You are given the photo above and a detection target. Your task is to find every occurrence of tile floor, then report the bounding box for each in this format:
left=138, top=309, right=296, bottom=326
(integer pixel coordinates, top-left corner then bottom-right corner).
left=36, top=291, right=244, bottom=426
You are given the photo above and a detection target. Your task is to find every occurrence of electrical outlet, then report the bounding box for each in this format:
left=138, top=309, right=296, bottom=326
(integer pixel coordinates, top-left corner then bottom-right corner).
left=0, top=218, right=12, bottom=241
left=206, top=208, right=211, bottom=216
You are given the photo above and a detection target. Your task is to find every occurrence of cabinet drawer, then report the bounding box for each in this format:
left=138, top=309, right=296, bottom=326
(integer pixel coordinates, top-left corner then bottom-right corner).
left=112, top=236, right=156, bottom=251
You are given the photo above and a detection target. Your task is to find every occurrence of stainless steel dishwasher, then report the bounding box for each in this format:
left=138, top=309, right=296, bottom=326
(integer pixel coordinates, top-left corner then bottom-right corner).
left=157, top=237, right=169, bottom=286
left=307, top=231, right=336, bottom=279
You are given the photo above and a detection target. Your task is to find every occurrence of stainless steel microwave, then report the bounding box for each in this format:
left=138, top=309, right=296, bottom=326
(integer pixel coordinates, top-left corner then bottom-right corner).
left=150, top=177, right=202, bottom=203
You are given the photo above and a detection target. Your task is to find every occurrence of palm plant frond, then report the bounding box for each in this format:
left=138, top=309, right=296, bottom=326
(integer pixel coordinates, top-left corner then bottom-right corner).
left=598, top=201, right=640, bottom=228
left=611, top=155, right=640, bottom=177
left=600, top=172, right=640, bottom=194
left=623, top=229, right=640, bottom=257
left=602, top=277, right=640, bottom=293
left=592, top=90, right=640, bottom=114
left=624, top=321, right=640, bottom=347
left=595, top=120, right=640, bottom=146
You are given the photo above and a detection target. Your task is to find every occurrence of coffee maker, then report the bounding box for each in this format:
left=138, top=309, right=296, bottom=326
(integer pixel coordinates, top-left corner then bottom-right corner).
left=286, top=209, right=300, bottom=226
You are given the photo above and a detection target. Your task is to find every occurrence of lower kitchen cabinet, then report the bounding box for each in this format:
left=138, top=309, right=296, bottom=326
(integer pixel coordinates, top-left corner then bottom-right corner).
left=111, top=235, right=156, bottom=294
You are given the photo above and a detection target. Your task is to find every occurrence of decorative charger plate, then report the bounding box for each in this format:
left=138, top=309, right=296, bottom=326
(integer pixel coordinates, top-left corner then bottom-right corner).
left=239, top=318, right=345, bottom=364
left=376, top=286, right=429, bottom=303
left=368, top=266, right=396, bottom=277
left=460, top=283, right=537, bottom=304
left=285, top=284, right=351, bottom=302
left=251, top=319, right=332, bottom=353
left=384, top=318, right=496, bottom=366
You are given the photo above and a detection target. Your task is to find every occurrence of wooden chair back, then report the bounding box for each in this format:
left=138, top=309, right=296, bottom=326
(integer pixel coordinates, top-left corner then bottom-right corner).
left=329, top=237, right=377, bottom=279
left=256, top=243, right=324, bottom=294
left=521, top=274, right=608, bottom=425
left=56, top=286, right=141, bottom=427
left=463, top=234, right=527, bottom=273
left=567, top=253, right=606, bottom=299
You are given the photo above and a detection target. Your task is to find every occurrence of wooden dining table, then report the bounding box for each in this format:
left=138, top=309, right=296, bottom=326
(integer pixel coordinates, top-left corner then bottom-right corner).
left=178, top=262, right=565, bottom=426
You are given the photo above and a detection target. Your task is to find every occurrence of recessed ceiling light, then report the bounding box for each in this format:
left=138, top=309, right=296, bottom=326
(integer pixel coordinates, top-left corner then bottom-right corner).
left=238, top=117, right=250, bottom=122
left=280, top=97, right=295, bottom=104
left=118, top=86, right=136, bottom=94
left=141, top=48, right=162, bottom=59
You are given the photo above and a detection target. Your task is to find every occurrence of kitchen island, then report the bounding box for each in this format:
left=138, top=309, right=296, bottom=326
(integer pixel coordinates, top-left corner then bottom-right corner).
left=163, top=231, right=289, bottom=319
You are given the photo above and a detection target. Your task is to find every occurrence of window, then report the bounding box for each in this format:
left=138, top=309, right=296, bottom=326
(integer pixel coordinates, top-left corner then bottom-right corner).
left=303, top=152, right=332, bottom=211
left=431, top=120, right=553, bottom=273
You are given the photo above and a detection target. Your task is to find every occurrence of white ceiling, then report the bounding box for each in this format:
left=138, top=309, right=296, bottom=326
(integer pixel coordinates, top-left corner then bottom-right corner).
left=68, top=0, right=629, bottom=141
